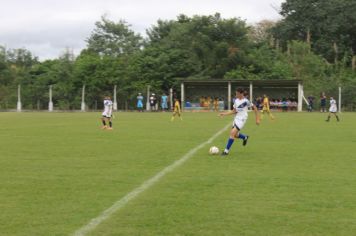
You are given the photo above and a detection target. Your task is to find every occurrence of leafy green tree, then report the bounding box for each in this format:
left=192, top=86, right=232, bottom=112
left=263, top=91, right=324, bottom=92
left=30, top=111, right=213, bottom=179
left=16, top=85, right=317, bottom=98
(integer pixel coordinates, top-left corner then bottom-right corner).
left=248, top=20, right=276, bottom=45
left=225, top=44, right=293, bottom=80
left=272, top=0, right=356, bottom=62
left=0, top=46, right=13, bottom=108
left=81, top=16, right=145, bottom=109
left=2, top=48, right=39, bottom=109
left=144, top=13, right=250, bottom=81
left=1, top=9, right=356, bottom=111
left=86, top=16, right=143, bottom=57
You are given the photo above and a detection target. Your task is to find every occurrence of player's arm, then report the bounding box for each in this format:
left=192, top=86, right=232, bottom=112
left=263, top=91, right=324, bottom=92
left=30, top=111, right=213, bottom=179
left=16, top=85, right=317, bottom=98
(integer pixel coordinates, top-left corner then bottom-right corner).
left=219, top=109, right=237, bottom=117
left=251, top=104, right=260, bottom=125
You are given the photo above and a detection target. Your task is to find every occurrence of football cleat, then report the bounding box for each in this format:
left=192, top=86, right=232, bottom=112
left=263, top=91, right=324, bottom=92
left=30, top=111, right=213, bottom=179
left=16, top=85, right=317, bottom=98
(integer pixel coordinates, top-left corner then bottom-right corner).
left=221, top=151, right=229, bottom=156
left=243, top=136, right=249, bottom=146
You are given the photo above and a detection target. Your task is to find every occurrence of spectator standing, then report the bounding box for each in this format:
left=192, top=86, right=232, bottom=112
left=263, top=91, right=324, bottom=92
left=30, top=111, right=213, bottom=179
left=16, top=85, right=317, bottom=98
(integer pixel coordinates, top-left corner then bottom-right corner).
left=320, top=93, right=327, bottom=112
left=149, top=93, right=157, bottom=111
left=161, top=93, right=168, bottom=111
left=137, top=93, right=144, bottom=112
left=307, top=95, right=315, bottom=112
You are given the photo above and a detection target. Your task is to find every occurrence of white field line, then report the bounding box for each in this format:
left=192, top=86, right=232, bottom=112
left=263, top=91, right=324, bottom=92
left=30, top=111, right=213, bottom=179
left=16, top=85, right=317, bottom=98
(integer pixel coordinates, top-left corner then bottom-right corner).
left=72, top=123, right=230, bottom=236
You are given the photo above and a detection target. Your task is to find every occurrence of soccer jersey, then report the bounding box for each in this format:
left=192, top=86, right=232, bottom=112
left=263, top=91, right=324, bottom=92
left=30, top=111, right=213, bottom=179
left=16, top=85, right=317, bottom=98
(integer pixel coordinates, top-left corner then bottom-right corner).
left=329, top=99, right=337, bottom=113
left=174, top=100, right=181, bottom=112
left=233, top=98, right=251, bottom=119
left=231, top=98, right=251, bottom=130
left=102, top=99, right=113, bottom=117
left=263, top=97, right=270, bottom=110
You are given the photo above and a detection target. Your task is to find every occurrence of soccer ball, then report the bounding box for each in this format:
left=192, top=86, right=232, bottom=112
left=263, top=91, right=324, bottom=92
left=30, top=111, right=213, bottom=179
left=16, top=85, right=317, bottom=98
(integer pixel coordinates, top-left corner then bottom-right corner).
left=209, top=146, right=219, bottom=155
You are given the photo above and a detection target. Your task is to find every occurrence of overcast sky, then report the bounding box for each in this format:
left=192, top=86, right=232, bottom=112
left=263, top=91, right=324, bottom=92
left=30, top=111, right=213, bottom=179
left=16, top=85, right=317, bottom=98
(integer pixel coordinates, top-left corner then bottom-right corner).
left=0, top=0, right=285, bottom=60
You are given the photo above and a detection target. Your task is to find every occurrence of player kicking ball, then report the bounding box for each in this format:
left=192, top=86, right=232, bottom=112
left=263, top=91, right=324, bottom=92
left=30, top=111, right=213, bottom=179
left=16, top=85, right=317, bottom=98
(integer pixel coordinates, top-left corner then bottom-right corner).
left=101, top=96, right=114, bottom=130
left=219, top=89, right=260, bottom=156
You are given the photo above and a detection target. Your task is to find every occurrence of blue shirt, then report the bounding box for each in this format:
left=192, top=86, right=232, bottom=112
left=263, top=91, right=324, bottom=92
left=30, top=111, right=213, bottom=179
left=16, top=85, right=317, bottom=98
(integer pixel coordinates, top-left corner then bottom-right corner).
left=161, top=95, right=168, bottom=104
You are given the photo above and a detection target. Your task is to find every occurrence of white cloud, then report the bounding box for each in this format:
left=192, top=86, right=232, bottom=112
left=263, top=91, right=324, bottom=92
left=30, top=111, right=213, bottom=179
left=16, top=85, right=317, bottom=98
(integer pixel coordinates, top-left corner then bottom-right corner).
left=0, top=0, right=284, bottom=60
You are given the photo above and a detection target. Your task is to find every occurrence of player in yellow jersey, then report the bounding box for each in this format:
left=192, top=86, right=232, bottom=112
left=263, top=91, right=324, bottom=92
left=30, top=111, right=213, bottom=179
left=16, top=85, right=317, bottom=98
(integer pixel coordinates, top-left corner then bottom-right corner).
left=171, top=98, right=183, bottom=121
left=261, top=94, right=274, bottom=120
left=213, top=97, right=219, bottom=111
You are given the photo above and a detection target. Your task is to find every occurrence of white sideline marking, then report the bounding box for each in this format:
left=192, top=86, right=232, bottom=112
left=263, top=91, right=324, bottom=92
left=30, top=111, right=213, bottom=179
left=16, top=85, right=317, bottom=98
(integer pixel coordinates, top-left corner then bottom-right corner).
left=72, top=123, right=230, bottom=236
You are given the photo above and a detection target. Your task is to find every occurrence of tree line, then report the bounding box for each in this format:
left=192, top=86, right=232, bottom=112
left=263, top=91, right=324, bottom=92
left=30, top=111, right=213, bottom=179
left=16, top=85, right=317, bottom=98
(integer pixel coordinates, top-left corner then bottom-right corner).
left=1, top=0, right=356, bottom=110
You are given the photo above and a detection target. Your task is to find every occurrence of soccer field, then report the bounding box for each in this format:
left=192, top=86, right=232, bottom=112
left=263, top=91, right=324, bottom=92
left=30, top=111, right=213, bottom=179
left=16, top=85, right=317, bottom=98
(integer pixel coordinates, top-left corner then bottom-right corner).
left=0, top=112, right=355, bottom=236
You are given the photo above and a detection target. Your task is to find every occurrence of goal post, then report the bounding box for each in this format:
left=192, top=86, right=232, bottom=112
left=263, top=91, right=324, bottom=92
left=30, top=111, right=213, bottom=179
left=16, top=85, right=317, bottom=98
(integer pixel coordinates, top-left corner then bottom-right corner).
left=338, top=86, right=342, bottom=113
left=17, top=84, right=22, bottom=112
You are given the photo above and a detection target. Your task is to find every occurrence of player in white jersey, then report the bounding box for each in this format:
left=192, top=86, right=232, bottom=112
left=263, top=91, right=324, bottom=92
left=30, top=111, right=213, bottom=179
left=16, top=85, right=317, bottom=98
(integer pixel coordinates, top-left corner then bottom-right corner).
left=101, top=96, right=114, bottom=130
left=219, top=89, right=260, bottom=156
left=326, top=96, right=340, bottom=122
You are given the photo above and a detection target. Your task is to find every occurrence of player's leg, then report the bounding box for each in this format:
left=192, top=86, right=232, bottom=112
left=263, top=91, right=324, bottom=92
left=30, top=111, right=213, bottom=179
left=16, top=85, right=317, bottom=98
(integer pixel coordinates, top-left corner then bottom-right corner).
left=261, top=107, right=266, bottom=119
left=222, top=126, right=238, bottom=155
left=222, top=127, right=238, bottom=155
left=326, top=112, right=331, bottom=121
left=333, top=112, right=340, bottom=121
left=235, top=131, right=249, bottom=146
left=267, top=109, right=275, bottom=120
left=178, top=110, right=183, bottom=120
left=171, top=110, right=177, bottom=121
left=101, top=116, right=107, bottom=129
left=233, top=119, right=249, bottom=145
left=107, top=117, right=113, bottom=130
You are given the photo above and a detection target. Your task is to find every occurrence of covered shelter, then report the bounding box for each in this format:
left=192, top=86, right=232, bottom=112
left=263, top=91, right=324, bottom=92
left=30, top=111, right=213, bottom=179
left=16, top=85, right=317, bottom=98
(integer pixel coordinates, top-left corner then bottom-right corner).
left=179, top=79, right=304, bottom=111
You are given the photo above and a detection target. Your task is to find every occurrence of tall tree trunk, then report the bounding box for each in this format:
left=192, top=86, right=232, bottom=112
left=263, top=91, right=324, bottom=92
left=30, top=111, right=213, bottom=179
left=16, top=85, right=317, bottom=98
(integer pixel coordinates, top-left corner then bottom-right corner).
left=306, top=28, right=311, bottom=53
left=352, top=55, right=356, bottom=71
left=287, top=42, right=291, bottom=56
left=333, top=42, right=338, bottom=64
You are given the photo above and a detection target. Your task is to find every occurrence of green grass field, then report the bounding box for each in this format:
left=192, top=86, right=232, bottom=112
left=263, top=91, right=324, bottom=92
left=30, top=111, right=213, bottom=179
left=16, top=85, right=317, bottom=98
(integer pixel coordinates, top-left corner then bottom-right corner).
left=0, top=111, right=355, bottom=236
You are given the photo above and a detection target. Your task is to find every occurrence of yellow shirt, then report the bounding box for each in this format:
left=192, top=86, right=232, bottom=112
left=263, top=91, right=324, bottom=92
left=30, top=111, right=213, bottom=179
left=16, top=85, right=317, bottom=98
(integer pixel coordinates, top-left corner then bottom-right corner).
left=263, top=97, right=270, bottom=109
left=174, top=100, right=181, bottom=112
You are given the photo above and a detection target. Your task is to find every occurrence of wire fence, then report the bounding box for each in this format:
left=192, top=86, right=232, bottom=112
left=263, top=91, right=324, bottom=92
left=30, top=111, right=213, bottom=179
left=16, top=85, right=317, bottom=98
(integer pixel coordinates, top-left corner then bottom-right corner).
left=1, top=84, right=355, bottom=112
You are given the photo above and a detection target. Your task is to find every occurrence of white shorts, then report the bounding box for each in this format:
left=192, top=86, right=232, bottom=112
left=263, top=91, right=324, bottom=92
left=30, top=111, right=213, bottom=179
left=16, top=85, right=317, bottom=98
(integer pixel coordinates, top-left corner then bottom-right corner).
left=329, top=107, right=337, bottom=113
left=232, top=117, right=247, bottom=130
left=102, top=112, right=112, bottom=118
